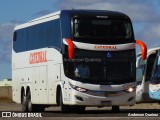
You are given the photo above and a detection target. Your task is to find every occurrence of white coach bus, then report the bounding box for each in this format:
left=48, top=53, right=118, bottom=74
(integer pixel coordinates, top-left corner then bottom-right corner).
left=136, top=48, right=160, bottom=103
left=149, top=48, right=160, bottom=101
left=136, top=47, right=160, bottom=102
left=12, top=10, right=147, bottom=112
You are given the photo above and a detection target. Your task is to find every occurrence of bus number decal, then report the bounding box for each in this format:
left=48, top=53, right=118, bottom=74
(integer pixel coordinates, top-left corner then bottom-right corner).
left=29, top=51, right=47, bottom=64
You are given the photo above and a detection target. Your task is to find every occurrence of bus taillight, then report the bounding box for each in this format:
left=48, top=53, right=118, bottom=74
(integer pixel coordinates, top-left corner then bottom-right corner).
left=136, top=40, right=147, bottom=60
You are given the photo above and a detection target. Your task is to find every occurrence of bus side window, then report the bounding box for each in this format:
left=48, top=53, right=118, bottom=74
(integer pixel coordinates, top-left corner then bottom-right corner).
left=146, top=54, right=157, bottom=82
left=13, top=32, right=17, bottom=41
left=150, top=56, right=160, bottom=84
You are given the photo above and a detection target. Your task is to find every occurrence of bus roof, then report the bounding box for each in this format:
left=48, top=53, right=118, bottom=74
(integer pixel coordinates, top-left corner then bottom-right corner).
left=61, top=9, right=128, bottom=17
left=137, top=47, right=160, bottom=57
left=14, top=9, right=130, bottom=31
left=14, top=11, right=61, bottom=30
left=29, top=11, right=61, bottom=23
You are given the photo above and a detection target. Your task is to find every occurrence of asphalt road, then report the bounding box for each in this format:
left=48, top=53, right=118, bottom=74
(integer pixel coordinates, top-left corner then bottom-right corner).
left=0, top=103, right=160, bottom=120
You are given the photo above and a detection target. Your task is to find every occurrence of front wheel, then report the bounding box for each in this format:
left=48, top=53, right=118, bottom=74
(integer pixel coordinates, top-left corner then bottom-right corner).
left=26, top=91, right=36, bottom=112
left=59, top=90, right=85, bottom=113
left=59, top=91, right=70, bottom=113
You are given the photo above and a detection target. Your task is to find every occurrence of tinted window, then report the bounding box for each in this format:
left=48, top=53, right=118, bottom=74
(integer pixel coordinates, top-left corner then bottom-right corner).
left=63, top=49, right=136, bottom=85
left=146, top=54, right=157, bottom=82
left=13, top=32, right=17, bottom=41
left=151, top=56, right=160, bottom=84
left=73, top=18, right=133, bottom=38
left=13, top=29, right=27, bottom=52
left=13, top=19, right=61, bottom=52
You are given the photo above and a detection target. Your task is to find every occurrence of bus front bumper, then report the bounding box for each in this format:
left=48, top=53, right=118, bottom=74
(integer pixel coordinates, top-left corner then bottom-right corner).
left=69, top=90, right=135, bottom=106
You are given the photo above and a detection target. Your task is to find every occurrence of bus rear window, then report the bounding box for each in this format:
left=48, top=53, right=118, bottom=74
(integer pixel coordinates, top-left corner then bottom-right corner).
left=73, top=18, right=133, bottom=39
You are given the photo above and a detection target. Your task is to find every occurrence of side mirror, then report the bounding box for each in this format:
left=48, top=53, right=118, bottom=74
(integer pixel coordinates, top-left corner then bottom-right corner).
left=136, top=67, right=143, bottom=84
left=63, top=38, right=75, bottom=59
left=136, top=56, right=146, bottom=68
left=136, top=40, right=147, bottom=60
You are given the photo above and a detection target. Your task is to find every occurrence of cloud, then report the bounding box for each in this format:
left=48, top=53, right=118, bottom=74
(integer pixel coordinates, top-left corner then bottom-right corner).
left=0, top=63, right=11, bottom=79
left=1, top=0, right=159, bottom=65
left=57, top=0, right=160, bottom=51
left=33, top=10, right=53, bottom=17
left=58, top=0, right=159, bottom=23
left=0, top=22, right=20, bottom=64
left=0, top=23, right=15, bottom=41
left=136, top=23, right=160, bottom=49
left=0, top=22, right=19, bottom=79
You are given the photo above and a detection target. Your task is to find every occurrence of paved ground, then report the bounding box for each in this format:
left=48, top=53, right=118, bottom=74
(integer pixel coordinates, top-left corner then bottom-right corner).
left=0, top=103, right=160, bottom=119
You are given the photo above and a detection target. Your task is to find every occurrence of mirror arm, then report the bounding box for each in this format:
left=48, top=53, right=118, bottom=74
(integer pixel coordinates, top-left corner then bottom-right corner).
left=136, top=40, right=147, bottom=60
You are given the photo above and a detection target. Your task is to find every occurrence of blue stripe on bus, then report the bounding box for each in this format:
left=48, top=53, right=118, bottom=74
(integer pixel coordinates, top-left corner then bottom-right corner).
left=149, top=90, right=160, bottom=100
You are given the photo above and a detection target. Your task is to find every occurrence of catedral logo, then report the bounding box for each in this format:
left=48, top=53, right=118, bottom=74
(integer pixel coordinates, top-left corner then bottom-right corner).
left=29, top=51, right=47, bottom=64
left=94, top=45, right=117, bottom=50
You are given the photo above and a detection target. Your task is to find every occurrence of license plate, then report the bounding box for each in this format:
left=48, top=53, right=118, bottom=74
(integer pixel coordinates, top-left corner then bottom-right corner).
left=101, top=101, right=112, bottom=105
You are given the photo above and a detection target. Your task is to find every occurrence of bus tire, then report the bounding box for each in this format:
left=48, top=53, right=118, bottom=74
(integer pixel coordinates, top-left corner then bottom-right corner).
left=60, top=91, right=70, bottom=113
left=26, top=91, right=36, bottom=112
left=111, top=106, right=120, bottom=113
left=22, top=91, right=28, bottom=112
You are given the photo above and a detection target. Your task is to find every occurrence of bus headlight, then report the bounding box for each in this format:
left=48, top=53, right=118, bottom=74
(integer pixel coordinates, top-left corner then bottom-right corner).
left=124, top=87, right=135, bottom=93
left=69, top=82, right=88, bottom=92
left=76, top=87, right=87, bottom=92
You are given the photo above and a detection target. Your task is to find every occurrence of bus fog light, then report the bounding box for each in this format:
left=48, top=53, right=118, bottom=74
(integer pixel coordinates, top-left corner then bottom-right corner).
left=75, top=95, right=84, bottom=101
left=128, top=97, right=134, bottom=102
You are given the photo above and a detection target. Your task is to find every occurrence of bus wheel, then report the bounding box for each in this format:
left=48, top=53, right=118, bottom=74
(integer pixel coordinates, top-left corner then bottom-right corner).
left=26, top=91, right=36, bottom=112
left=59, top=91, right=70, bottom=113
left=22, top=92, right=28, bottom=112
left=111, top=106, right=120, bottom=113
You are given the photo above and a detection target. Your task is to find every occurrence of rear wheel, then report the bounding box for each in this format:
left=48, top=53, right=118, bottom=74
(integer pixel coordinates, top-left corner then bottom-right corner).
left=112, top=106, right=120, bottom=113
left=22, top=92, right=28, bottom=112
left=27, top=91, right=36, bottom=112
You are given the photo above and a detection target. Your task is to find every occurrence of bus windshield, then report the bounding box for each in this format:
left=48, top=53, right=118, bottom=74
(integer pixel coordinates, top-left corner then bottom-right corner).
left=63, top=49, right=136, bottom=85
left=73, top=18, right=133, bottom=38
left=151, top=55, right=160, bottom=84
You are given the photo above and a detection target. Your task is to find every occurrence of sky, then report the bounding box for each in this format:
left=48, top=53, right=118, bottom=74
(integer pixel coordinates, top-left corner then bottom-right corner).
left=0, top=0, right=160, bottom=80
